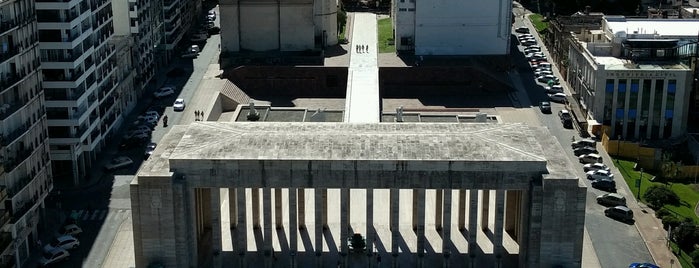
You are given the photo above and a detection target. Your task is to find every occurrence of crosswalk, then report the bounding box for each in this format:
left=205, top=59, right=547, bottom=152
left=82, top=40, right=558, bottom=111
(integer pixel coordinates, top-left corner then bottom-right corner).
left=70, top=209, right=131, bottom=222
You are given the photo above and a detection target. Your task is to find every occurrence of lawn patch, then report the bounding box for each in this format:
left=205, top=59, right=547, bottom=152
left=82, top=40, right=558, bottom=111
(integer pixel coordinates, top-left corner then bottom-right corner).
left=528, top=13, right=549, bottom=33
left=377, top=18, right=395, bottom=53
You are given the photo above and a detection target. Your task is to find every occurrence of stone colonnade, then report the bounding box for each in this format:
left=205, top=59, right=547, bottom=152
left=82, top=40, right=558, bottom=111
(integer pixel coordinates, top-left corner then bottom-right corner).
left=202, top=187, right=526, bottom=267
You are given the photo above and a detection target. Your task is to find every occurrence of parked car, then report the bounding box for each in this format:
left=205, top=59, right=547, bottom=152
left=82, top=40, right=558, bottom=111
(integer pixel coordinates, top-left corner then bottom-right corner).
left=572, top=138, right=596, bottom=149
left=173, top=98, right=186, bottom=111
left=545, top=85, right=563, bottom=93
left=587, top=169, right=613, bottom=180
left=119, top=137, right=147, bottom=151
left=104, top=156, right=134, bottom=171
left=605, top=205, right=633, bottom=222
left=39, top=248, right=70, bottom=266
left=123, top=129, right=151, bottom=140
left=539, top=101, right=551, bottom=113
left=583, top=162, right=610, bottom=172
left=537, top=62, right=552, bottom=69
left=535, top=70, right=553, bottom=77
left=43, top=235, right=80, bottom=252
left=140, top=110, right=160, bottom=119
left=596, top=193, right=626, bottom=207
left=558, top=109, right=573, bottom=128
left=130, top=125, right=152, bottom=134
left=549, top=93, right=567, bottom=103
left=61, top=224, right=83, bottom=236
left=629, top=263, right=660, bottom=268
left=538, top=75, right=559, bottom=83
left=592, top=178, right=617, bottom=192
left=144, top=142, right=157, bottom=159
left=524, top=47, right=541, bottom=53
left=515, top=27, right=529, bottom=33
left=153, top=87, right=175, bottom=98
left=190, top=33, right=208, bottom=43
left=517, top=34, right=533, bottom=40
left=579, top=153, right=603, bottom=164
left=574, top=146, right=598, bottom=156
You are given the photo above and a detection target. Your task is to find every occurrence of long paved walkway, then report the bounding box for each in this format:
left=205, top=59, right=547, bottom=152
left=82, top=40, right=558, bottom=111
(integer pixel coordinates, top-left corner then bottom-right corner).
left=344, top=13, right=380, bottom=123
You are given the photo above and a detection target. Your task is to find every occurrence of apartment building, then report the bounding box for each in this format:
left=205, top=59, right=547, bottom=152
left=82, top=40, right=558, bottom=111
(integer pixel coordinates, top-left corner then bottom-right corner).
left=0, top=0, right=54, bottom=265
left=162, top=0, right=200, bottom=59
left=36, top=0, right=120, bottom=185
left=112, top=0, right=163, bottom=90
left=392, top=0, right=511, bottom=55
left=567, top=16, right=696, bottom=140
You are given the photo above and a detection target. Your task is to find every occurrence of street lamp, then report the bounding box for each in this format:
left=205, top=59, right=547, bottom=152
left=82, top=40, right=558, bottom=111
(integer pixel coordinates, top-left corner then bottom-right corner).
left=636, top=168, right=644, bottom=200
left=616, top=135, right=622, bottom=162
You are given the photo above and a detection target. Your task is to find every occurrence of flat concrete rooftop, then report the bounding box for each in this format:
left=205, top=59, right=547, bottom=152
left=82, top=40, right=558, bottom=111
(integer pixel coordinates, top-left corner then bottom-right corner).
left=140, top=122, right=578, bottom=181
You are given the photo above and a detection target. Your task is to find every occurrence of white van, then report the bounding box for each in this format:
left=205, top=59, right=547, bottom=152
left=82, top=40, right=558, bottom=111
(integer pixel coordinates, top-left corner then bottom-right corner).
left=578, top=153, right=603, bottom=164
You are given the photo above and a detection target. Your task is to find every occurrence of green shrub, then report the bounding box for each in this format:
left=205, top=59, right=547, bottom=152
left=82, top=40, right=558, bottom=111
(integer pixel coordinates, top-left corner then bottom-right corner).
left=662, top=215, right=681, bottom=230
left=656, top=207, right=670, bottom=219
left=691, top=248, right=699, bottom=266
left=644, top=185, right=680, bottom=209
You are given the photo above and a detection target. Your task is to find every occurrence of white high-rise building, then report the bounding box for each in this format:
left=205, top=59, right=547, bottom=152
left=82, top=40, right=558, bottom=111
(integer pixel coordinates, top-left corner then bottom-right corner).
left=36, top=0, right=122, bottom=184
left=0, top=0, right=54, bottom=265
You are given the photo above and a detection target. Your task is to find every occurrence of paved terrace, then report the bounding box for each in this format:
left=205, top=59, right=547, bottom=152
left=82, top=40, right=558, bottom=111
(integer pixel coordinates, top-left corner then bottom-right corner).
left=344, top=13, right=380, bottom=123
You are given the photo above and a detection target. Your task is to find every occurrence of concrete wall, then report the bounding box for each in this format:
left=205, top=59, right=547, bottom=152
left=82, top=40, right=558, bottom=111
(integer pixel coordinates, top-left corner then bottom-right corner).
left=412, top=0, right=511, bottom=55
left=223, top=66, right=348, bottom=97
left=220, top=0, right=332, bottom=51
left=379, top=67, right=512, bottom=96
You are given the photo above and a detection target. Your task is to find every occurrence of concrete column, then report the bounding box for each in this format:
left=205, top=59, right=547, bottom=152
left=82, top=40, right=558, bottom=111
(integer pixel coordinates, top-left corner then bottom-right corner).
left=494, top=190, right=505, bottom=263
left=415, top=188, right=426, bottom=255
left=481, top=190, right=490, bottom=231
left=210, top=189, right=222, bottom=267
left=229, top=188, right=237, bottom=228
left=458, top=189, right=466, bottom=230
left=252, top=188, right=260, bottom=228
left=235, top=188, right=247, bottom=253
left=366, top=188, right=374, bottom=260
left=505, top=190, right=520, bottom=241
left=314, top=189, right=323, bottom=254
left=289, top=188, right=298, bottom=268
left=322, top=189, right=328, bottom=228
left=412, top=189, right=418, bottom=230
left=468, top=189, right=478, bottom=254
left=390, top=188, right=399, bottom=255
left=298, top=188, right=306, bottom=229
left=442, top=189, right=452, bottom=256
left=263, top=188, right=273, bottom=258
left=435, top=189, right=443, bottom=230
left=275, top=188, right=283, bottom=229
left=340, top=188, right=350, bottom=255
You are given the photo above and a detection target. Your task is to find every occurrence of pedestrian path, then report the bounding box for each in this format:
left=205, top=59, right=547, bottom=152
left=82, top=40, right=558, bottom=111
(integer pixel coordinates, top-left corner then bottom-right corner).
left=344, top=13, right=380, bottom=123
left=70, top=209, right=131, bottom=222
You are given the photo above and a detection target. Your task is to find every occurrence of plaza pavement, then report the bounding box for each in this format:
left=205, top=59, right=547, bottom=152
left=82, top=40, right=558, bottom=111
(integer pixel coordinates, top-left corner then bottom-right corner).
left=98, top=10, right=676, bottom=268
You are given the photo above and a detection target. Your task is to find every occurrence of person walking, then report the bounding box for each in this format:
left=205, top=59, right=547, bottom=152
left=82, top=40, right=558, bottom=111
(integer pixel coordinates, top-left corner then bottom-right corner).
left=194, top=110, right=198, bottom=121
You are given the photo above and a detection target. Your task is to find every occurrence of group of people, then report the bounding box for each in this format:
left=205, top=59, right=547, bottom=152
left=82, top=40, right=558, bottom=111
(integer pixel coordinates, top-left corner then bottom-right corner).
left=194, top=110, right=205, bottom=121
left=355, top=44, right=370, bottom=53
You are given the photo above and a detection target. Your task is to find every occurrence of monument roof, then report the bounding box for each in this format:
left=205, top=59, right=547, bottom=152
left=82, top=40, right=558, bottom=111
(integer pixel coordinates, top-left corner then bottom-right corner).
left=170, top=122, right=546, bottom=162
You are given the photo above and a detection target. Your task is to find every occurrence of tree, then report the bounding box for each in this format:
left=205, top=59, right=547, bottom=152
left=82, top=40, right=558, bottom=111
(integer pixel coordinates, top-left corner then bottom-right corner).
left=643, top=185, right=680, bottom=209
left=660, top=152, right=683, bottom=181
left=337, top=7, right=347, bottom=37
left=691, top=248, right=699, bottom=266
left=350, top=233, right=366, bottom=253
left=671, top=221, right=698, bottom=251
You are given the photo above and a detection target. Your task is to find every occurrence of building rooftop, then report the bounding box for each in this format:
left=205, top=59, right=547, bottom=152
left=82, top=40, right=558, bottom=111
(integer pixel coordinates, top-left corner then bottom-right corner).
left=604, top=16, right=699, bottom=38
left=596, top=56, right=689, bottom=70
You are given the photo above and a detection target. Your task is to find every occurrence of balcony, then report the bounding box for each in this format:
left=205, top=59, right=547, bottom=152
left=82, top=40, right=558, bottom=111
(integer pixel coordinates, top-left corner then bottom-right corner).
left=43, top=69, right=85, bottom=82
left=0, top=47, right=19, bottom=65
left=0, top=120, right=32, bottom=147
left=2, top=149, right=33, bottom=175
left=0, top=19, right=18, bottom=35
left=0, top=210, right=10, bottom=228
left=0, top=233, right=12, bottom=259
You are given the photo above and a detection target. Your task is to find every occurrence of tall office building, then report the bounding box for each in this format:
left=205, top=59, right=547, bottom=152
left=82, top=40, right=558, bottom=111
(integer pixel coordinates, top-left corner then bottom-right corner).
left=0, top=0, right=54, bottom=265
left=37, top=0, right=120, bottom=184
left=162, top=0, right=200, bottom=61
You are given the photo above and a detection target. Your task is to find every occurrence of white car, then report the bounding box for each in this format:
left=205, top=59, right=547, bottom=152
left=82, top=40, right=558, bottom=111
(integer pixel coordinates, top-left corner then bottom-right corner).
left=61, top=224, right=83, bottom=236
left=173, top=98, right=186, bottom=111
left=43, top=235, right=80, bottom=252
left=524, top=48, right=541, bottom=54
left=104, top=156, right=134, bottom=171
left=548, top=93, right=567, bottom=103
left=153, top=87, right=175, bottom=98
left=130, top=125, right=152, bottom=134
left=39, top=248, right=70, bottom=266
left=137, top=112, right=159, bottom=121
left=545, top=85, right=564, bottom=93
left=584, top=163, right=610, bottom=172
left=535, top=70, right=553, bottom=76
left=586, top=169, right=614, bottom=180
